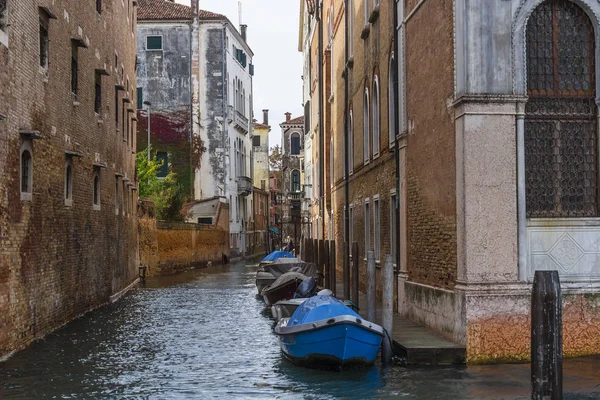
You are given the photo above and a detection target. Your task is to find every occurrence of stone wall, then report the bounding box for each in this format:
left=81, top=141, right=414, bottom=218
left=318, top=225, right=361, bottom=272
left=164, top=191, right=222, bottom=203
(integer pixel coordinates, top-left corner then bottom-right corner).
left=0, top=0, right=138, bottom=359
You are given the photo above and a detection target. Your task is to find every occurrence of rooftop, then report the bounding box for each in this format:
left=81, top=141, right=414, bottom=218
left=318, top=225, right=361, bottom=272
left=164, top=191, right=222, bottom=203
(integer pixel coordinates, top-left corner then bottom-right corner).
left=281, top=116, right=304, bottom=126
left=137, top=0, right=226, bottom=21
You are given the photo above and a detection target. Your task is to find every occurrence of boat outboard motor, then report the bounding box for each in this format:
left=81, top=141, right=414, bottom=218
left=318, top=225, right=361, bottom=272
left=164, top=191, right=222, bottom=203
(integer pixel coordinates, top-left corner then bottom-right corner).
left=293, top=277, right=318, bottom=299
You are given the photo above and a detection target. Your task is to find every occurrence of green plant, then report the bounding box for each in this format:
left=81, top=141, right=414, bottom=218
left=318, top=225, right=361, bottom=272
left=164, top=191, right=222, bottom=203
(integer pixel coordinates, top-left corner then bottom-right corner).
left=136, top=149, right=189, bottom=221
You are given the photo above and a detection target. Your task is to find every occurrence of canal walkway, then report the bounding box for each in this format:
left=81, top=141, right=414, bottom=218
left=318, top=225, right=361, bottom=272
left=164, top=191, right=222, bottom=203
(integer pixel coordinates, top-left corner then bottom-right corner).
left=0, top=262, right=598, bottom=399
left=335, top=283, right=466, bottom=365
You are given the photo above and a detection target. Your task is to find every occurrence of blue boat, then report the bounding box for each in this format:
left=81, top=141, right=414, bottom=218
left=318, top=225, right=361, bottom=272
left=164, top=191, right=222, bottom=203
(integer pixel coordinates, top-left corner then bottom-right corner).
left=261, top=250, right=294, bottom=263
left=273, top=295, right=384, bottom=368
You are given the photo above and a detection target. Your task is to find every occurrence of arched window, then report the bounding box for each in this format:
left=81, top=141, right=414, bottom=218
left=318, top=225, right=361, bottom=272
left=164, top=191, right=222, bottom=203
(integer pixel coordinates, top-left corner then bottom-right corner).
left=389, top=53, right=396, bottom=147
left=93, top=169, right=101, bottom=209
left=364, top=87, right=370, bottom=163
left=291, top=169, right=301, bottom=192
left=525, top=0, right=597, bottom=217
left=20, top=142, right=33, bottom=200
left=372, top=76, right=380, bottom=156
left=349, top=108, right=354, bottom=174
left=64, top=157, right=73, bottom=206
left=291, top=132, right=301, bottom=155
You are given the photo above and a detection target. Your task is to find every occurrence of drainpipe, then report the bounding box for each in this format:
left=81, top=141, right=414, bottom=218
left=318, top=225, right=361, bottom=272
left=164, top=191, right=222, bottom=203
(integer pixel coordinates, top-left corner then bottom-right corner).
left=343, top=1, right=349, bottom=271
left=317, top=2, right=325, bottom=239
left=189, top=1, right=197, bottom=198
left=394, top=0, right=401, bottom=278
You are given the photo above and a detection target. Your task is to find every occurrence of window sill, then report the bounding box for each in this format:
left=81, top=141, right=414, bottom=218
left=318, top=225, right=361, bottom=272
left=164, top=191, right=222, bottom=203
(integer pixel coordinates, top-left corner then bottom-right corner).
left=72, top=101, right=80, bottom=107
left=21, top=193, right=32, bottom=202
left=97, top=119, right=104, bottom=125
left=368, top=5, right=380, bottom=24
left=65, top=199, right=73, bottom=207
left=115, top=208, right=119, bottom=216
left=93, top=204, right=101, bottom=211
left=360, top=25, right=370, bottom=40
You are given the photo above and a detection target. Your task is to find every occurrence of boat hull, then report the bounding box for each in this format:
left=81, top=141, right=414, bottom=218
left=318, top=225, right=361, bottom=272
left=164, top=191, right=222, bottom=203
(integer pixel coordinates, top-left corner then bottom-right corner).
left=271, top=299, right=359, bottom=322
left=262, top=278, right=303, bottom=305
left=255, top=271, right=276, bottom=294
left=274, top=316, right=384, bottom=367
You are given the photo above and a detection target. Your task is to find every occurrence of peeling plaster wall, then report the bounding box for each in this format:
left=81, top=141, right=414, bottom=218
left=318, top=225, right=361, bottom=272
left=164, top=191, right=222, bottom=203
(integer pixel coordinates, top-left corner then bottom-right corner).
left=136, top=22, right=193, bottom=196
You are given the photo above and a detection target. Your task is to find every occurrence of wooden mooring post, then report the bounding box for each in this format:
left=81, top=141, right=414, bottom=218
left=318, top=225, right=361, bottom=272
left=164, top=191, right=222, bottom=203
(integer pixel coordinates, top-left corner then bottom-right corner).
left=323, top=240, right=330, bottom=288
left=318, top=240, right=326, bottom=287
left=366, top=251, right=376, bottom=323
left=382, top=254, right=394, bottom=364
left=305, top=238, right=312, bottom=263
left=351, top=241, right=359, bottom=308
left=329, top=240, right=336, bottom=296
left=312, top=238, right=318, bottom=268
left=343, top=241, right=350, bottom=300
left=531, top=270, right=562, bottom=400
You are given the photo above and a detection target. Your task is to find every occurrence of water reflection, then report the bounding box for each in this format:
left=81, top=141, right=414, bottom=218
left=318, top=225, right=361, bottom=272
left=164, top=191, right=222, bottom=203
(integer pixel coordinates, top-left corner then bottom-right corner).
left=0, top=262, right=598, bottom=400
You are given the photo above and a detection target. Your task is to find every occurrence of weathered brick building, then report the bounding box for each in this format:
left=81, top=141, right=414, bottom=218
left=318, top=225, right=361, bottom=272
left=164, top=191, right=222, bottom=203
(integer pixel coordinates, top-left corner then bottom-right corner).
left=302, top=0, right=600, bottom=362
left=0, top=0, right=139, bottom=359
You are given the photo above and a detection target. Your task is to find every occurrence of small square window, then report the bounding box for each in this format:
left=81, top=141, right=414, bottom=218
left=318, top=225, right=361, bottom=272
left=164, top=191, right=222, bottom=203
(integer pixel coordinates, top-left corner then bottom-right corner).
left=156, top=151, right=169, bottom=178
left=146, top=36, right=162, bottom=51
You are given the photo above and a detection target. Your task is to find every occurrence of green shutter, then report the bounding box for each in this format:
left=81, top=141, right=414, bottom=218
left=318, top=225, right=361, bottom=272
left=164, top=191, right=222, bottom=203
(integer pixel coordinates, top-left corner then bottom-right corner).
left=147, top=36, right=162, bottom=50
left=137, top=87, right=143, bottom=109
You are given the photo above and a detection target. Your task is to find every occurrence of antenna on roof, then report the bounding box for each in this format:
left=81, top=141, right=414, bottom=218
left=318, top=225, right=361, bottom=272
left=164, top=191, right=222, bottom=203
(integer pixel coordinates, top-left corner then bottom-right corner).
left=238, top=1, right=243, bottom=26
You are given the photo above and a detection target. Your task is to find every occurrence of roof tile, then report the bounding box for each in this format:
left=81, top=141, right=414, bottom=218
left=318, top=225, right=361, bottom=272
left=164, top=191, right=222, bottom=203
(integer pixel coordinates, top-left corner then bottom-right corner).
left=138, top=0, right=225, bottom=21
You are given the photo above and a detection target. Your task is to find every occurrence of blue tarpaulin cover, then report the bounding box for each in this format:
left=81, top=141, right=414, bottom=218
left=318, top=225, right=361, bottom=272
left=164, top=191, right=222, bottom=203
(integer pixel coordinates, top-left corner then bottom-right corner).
left=261, top=250, right=294, bottom=262
left=289, top=295, right=359, bottom=326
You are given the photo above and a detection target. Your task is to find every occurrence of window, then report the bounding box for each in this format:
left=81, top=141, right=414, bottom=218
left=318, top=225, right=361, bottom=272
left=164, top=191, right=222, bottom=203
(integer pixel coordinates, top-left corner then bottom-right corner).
left=389, top=53, right=396, bottom=147
left=291, top=169, right=301, bottom=192
left=115, top=177, right=119, bottom=214
left=146, top=36, right=162, bottom=50
left=96, top=0, right=102, bottom=14
left=93, top=169, right=101, bottom=210
left=364, top=0, right=370, bottom=24
left=374, top=197, right=380, bottom=260
left=364, top=87, right=370, bottom=163
left=94, top=72, right=102, bottom=114
left=348, top=0, right=354, bottom=58
left=71, top=43, right=78, bottom=96
left=114, top=90, right=119, bottom=128
left=525, top=0, right=597, bottom=218
left=39, top=11, right=49, bottom=69
left=123, top=181, right=128, bottom=216
left=252, top=135, right=260, bottom=147
left=291, top=132, right=301, bottom=155
left=373, top=76, right=380, bottom=156
left=20, top=141, right=33, bottom=201
left=0, top=0, right=7, bottom=33
left=390, top=192, right=397, bottom=261
left=137, top=87, right=142, bottom=109
left=349, top=205, right=354, bottom=245
left=156, top=151, right=168, bottom=178
left=365, top=200, right=371, bottom=253
left=330, top=136, right=334, bottom=188
left=349, top=109, right=354, bottom=174
left=64, top=157, right=73, bottom=206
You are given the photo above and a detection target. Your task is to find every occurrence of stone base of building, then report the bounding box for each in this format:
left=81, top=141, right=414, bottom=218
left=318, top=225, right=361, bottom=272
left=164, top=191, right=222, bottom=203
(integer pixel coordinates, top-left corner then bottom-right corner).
left=398, top=278, right=600, bottom=363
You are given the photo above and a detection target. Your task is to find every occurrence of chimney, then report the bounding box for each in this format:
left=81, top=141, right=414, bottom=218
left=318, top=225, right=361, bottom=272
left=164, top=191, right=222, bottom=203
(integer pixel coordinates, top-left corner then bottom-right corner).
left=240, top=24, right=248, bottom=42
left=285, top=112, right=291, bottom=122
left=262, top=109, right=269, bottom=125
left=191, top=0, right=199, bottom=16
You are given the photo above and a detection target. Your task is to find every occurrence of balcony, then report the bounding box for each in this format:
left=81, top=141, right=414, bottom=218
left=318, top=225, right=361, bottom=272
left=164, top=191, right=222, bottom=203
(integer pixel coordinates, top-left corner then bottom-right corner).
left=237, top=175, right=252, bottom=196
left=234, top=110, right=249, bottom=134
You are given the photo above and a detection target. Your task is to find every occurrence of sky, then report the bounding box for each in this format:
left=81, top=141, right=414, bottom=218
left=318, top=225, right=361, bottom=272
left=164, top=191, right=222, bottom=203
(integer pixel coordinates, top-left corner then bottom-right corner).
left=176, top=0, right=304, bottom=149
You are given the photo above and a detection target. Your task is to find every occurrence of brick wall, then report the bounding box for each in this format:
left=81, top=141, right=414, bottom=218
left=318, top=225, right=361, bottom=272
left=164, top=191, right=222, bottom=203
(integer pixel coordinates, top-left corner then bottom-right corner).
left=139, top=214, right=230, bottom=277
left=0, top=0, right=138, bottom=359
left=405, top=0, right=457, bottom=290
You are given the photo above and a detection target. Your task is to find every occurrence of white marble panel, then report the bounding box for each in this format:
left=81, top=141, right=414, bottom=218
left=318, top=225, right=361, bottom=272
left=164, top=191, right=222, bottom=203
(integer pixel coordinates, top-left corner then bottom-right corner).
left=527, top=225, right=600, bottom=281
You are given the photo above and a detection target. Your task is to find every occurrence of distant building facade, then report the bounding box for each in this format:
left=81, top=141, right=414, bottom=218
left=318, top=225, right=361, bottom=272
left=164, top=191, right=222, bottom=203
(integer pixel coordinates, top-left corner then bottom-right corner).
left=280, top=113, right=305, bottom=245
left=136, top=0, right=200, bottom=202
left=196, top=12, right=254, bottom=257
left=250, top=109, right=271, bottom=255
left=0, top=0, right=138, bottom=358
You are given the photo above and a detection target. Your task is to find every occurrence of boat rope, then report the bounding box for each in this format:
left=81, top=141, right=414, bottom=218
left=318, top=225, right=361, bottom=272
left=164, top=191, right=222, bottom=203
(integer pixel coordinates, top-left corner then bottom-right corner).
left=382, top=327, right=407, bottom=365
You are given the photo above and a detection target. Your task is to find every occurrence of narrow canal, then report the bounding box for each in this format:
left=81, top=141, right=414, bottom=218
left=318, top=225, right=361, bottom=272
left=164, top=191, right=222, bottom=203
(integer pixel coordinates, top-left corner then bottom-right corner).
left=1, top=262, right=598, bottom=399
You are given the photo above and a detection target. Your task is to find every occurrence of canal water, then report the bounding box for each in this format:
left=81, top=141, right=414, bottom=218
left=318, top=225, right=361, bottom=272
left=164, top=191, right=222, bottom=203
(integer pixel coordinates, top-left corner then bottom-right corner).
left=1, top=262, right=598, bottom=399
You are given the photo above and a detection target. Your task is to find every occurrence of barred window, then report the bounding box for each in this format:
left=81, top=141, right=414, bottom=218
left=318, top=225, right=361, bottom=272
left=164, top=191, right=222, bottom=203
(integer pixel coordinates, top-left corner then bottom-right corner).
left=0, top=0, right=6, bottom=32
left=525, top=0, right=597, bottom=218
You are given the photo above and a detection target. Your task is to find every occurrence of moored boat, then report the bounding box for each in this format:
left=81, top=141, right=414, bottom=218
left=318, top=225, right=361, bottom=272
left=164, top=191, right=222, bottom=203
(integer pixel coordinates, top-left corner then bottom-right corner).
left=261, top=272, right=308, bottom=305
left=273, top=295, right=384, bottom=368
left=255, top=258, right=316, bottom=295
